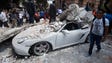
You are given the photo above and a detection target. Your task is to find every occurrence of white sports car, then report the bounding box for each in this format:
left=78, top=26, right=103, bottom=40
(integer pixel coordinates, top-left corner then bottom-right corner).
left=12, top=22, right=90, bottom=56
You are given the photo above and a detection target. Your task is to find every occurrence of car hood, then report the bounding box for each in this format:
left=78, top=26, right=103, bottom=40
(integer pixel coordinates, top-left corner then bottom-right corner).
left=12, top=22, right=64, bottom=43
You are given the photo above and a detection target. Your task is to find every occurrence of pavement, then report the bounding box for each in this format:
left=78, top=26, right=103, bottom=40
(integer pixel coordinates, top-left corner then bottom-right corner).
left=0, top=37, right=111, bottom=63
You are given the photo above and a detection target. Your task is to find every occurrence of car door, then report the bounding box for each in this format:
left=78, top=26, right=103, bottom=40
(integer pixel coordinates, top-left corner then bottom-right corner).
left=64, top=23, right=83, bottom=44
left=63, top=29, right=82, bottom=45
left=55, top=23, right=83, bottom=48
left=55, top=31, right=67, bottom=48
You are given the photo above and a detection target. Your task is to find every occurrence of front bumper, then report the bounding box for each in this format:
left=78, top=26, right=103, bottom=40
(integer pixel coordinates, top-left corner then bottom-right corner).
left=12, top=42, right=30, bottom=56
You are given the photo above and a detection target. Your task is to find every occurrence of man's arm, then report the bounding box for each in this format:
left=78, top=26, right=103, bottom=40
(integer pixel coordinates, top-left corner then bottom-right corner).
left=104, top=26, right=109, bottom=36
left=104, top=18, right=110, bottom=39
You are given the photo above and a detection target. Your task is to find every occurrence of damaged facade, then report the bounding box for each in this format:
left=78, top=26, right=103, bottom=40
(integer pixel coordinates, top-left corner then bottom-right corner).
left=55, top=0, right=112, bottom=13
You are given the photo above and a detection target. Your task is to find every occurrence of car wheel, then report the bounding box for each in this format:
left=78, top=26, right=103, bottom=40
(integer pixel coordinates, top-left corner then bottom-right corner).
left=31, top=42, right=50, bottom=56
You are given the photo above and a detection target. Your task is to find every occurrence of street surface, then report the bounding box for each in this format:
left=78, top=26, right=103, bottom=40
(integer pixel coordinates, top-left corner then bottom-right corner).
left=0, top=37, right=112, bottom=63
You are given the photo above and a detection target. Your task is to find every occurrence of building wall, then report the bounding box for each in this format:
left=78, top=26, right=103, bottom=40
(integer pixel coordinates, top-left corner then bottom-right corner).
left=55, top=0, right=101, bottom=9
left=55, top=0, right=89, bottom=9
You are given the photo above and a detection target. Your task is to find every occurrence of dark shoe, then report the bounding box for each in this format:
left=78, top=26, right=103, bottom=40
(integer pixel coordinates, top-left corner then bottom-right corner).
left=96, top=49, right=100, bottom=53
left=88, top=54, right=91, bottom=56
left=85, top=53, right=92, bottom=57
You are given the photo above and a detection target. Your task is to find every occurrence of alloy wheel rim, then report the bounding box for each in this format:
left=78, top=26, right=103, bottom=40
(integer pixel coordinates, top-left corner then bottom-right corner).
left=34, top=42, right=49, bottom=55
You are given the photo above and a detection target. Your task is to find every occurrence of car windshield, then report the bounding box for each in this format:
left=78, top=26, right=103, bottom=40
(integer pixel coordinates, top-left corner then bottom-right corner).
left=63, top=23, right=79, bottom=30
left=49, top=22, right=65, bottom=32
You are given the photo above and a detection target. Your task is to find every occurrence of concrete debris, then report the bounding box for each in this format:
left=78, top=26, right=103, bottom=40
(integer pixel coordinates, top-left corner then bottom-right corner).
left=57, top=4, right=94, bottom=23
left=66, top=4, right=80, bottom=21
left=14, top=21, right=65, bottom=43
left=1, top=56, right=9, bottom=63
left=0, top=24, right=36, bottom=43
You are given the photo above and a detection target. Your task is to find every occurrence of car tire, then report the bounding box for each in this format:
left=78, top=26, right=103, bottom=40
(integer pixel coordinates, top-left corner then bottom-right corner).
left=30, top=42, right=51, bottom=56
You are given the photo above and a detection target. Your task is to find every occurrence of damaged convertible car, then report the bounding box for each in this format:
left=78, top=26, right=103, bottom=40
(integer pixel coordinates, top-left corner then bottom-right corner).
left=12, top=22, right=90, bottom=56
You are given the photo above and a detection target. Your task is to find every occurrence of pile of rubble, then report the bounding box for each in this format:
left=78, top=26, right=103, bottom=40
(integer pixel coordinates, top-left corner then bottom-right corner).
left=0, top=24, right=35, bottom=43
left=57, top=3, right=94, bottom=23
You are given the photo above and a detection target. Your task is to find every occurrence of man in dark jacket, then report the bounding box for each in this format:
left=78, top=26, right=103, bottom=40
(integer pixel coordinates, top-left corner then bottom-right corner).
left=48, top=1, right=56, bottom=23
left=26, top=0, right=35, bottom=24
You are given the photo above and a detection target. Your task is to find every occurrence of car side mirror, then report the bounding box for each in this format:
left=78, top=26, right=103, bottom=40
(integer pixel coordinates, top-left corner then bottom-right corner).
left=81, top=24, right=89, bottom=29
left=61, top=30, right=69, bottom=35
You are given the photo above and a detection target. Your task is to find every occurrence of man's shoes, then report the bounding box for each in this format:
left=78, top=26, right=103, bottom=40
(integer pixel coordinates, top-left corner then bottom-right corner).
left=88, top=54, right=91, bottom=56
left=96, top=49, right=100, bottom=53
left=85, top=54, right=91, bottom=57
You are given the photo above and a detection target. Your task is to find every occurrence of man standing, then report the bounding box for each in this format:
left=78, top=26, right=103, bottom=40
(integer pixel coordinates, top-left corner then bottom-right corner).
left=62, top=0, right=67, bottom=11
left=88, top=10, right=109, bottom=56
left=26, top=0, right=35, bottom=24
left=0, top=9, right=9, bottom=27
left=48, top=1, right=56, bottom=23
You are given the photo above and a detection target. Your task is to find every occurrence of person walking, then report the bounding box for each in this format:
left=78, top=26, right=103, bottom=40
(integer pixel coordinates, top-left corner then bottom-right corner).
left=88, top=10, right=109, bottom=56
left=48, top=1, right=56, bottom=23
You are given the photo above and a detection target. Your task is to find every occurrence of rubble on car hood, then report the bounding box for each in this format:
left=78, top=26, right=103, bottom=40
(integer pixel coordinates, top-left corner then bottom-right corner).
left=13, top=21, right=65, bottom=42
left=0, top=25, right=32, bottom=43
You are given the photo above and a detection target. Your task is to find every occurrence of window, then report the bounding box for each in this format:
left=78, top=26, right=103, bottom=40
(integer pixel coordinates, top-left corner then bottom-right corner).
left=63, top=23, right=79, bottom=30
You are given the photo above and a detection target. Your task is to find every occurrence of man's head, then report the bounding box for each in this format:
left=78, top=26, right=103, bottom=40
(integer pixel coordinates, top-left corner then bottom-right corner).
left=96, top=10, right=105, bottom=19
left=53, top=1, right=55, bottom=4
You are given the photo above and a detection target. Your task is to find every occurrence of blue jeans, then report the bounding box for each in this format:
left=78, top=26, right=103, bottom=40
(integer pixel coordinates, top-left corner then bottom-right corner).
left=88, top=33, right=102, bottom=55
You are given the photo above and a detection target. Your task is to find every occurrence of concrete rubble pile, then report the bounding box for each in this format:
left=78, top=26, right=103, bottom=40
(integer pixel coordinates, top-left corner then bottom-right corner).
left=0, top=24, right=35, bottom=43
left=0, top=27, right=24, bottom=43
left=57, top=3, right=94, bottom=23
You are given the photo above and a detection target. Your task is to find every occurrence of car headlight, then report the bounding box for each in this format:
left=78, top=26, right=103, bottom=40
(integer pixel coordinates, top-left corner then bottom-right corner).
left=18, top=37, right=28, bottom=44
